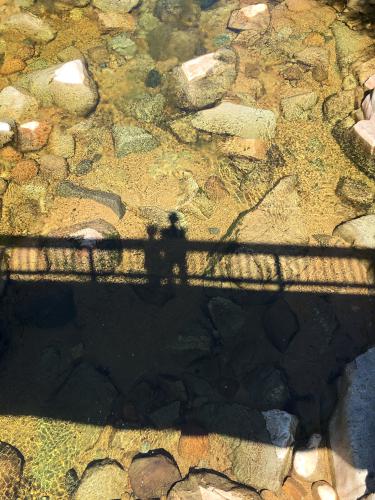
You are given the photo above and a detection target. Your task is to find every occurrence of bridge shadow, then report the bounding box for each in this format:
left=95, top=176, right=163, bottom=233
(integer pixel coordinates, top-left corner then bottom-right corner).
left=0, top=232, right=373, bottom=444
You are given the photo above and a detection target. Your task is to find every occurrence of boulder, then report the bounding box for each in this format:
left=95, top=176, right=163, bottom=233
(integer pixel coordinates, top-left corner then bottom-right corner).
left=329, top=347, right=375, bottom=500
left=168, top=470, right=261, bottom=500
left=192, top=102, right=277, bottom=139
left=25, top=59, right=99, bottom=116
left=333, top=214, right=375, bottom=248
left=73, top=459, right=127, bottom=500
left=170, top=48, right=237, bottom=110
left=129, top=452, right=181, bottom=499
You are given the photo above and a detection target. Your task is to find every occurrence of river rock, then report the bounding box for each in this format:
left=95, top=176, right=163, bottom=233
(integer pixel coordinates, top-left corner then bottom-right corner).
left=93, top=0, right=140, bottom=12
left=170, top=48, right=237, bottom=110
left=281, top=92, right=318, bottom=121
left=335, top=176, right=374, bottom=209
left=243, top=365, right=291, bottom=410
left=323, top=91, right=356, bottom=123
left=228, top=4, right=270, bottom=33
left=112, top=124, right=159, bottom=156
left=352, top=118, right=375, bottom=156
left=25, top=59, right=99, bottom=116
left=208, top=296, right=245, bottom=346
left=192, top=102, right=277, bottom=139
left=56, top=180, right=126, bottom=219
left=329, top=347, right=375, bottom=500
left=333, top=214, right=375, bottom=248
left=311, top=481, right=338, bottom=500
left=17, top=120, right=51, bottom=152
left=39, top=154, right=68, bottom=181
left=168, top=470, right=261, bottom=500
left=0, top=86, right=38, bottom=121
left=263, top=297, right=299, bottom=352
left=0, top=442, right=24, bottom=499
left=73, top=459, right=127, bottom=500
left=0, top=12, right=56, bottom=42
left=129, top=452, right=181, bottom=499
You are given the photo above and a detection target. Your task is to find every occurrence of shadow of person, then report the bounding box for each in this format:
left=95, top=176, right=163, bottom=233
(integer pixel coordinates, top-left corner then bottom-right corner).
left=160, top=212, right=188, bottom=286
left=144, top=225, right=161, bottom=289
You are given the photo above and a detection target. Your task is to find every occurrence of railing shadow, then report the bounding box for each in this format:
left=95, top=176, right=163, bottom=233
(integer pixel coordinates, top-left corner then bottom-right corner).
left=0, top=233, right=373, bottom=441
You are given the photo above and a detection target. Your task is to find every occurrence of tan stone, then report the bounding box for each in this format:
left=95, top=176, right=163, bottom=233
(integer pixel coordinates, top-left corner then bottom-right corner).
left=228, top=4, right=270, bottom=33
left=0, top=57, right=26, bottom=75
left=285, top=0, right=317, bottom=12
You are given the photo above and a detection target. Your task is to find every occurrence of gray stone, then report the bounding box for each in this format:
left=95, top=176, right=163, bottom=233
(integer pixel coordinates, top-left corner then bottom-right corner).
left=170, top=48, right=237, bottom=110
left=329, top=347, right=375, bottom=500
left=192, top=102, right=277, bottom=140
left=116, top=93, right=166, bottom=124
left=56, top=181, right=126, bottom=219
left=281, top=92, right=318, bottom=121
left=333, top=214, right=375, bottom=248
left=73, top=460, right=127, bottom=500
left=112, top=124, right=159, bottom=157
left=168, top=470, right=261, bottom=500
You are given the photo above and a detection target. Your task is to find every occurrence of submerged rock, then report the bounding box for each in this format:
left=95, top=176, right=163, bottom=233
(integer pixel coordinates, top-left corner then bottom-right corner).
left=0, top=120, right=15, bottom=147
left=129, top=452, right=181, bottom=499
left=0, top=12, right=56, bottom=43
left=112, top=124, right=159, bottom=156
left=73, top=460, right=127, bottom=500
left=329, top=347, right=375, bottom=500
left=0, top=442, right=24, bottom=500
left=56, top=181, right=126, bottom=219
left=168, top=470, right=261, bottom=500
left=93, top=0, right=140, bottom=13
left=24, top=59, right=99, bottom=116
left=0, top=86, right=38, bottom=121
left=192, top=102, right=277, bottom=139
left=170, top=48, right=237, bottom=110
left=281, top=92, right=318, bottom=121
left=333, top=214, right=375, bottom=248
left=228, top=4, right=270, bottom=34
left=335, top=176, right=374, bottom=210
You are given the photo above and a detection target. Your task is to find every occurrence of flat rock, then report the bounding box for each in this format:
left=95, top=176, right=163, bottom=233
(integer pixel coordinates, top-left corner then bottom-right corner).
left=56, top=180, right=126, bottom=219
left=73, top=459, right=127, bottom=500
left=25, top=59, right=99, bottom=116
left=0, top=12, right=56, bottom=42
left=168, top=470, right=261, bottom=500
left=192, top=102, right=277, bottom=140
left=129, top=452, right=181, bottom=499
left=329, top=347, right=375, bottom=500
left=333, top=214, right=375, bottom=248
left=228, top=4, right=270, bottom=33
left=170, top=48, right=237, bottom=110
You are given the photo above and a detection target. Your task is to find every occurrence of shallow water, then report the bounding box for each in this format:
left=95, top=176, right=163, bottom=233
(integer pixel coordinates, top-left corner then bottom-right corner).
left=0, top=0, right=374, bottom=497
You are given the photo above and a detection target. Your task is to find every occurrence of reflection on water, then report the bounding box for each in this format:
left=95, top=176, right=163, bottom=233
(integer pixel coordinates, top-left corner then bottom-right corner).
left=0, top=0, right=375, bottom=497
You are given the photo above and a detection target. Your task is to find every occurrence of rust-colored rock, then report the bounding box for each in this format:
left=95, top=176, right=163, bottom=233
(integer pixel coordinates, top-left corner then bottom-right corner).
left=18, top=120, right=52, bottom=152
left=0, top=58, right=26, bottom=75
left=11, top=159, right=38, bottom=184
left=0, top=146, right=22, bottom=163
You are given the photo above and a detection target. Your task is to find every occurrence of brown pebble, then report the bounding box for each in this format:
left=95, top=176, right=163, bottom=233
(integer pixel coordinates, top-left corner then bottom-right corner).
left=0, top=57, right=26, bottom=75
left=0, top=146, right=22, bottom=163
left=11, top=159, right=38, bottom=184
left=18, top=121, right=52, bottom=152
left=312, top=65, right=328, bottom=82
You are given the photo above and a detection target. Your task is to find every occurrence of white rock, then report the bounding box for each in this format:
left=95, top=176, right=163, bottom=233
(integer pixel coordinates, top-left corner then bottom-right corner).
left=293, top=434, right=321, bottom=478
left=311, top=481, right=338, bottom=500
left=0, top=120, right=15, bottom=147
left=1, top=12, right=56, bottom=42
left=192, top=102, right=277, bottom=139
left=0, top=86, right=39, bottom=121
left=333, top=214, right=375, bottom=248
left=228, top=4, right=270, bottom=33
left=26, top=59, right=99, bottom=116
left=365, top=75, right=375, bottom=91
left=329, top=347, right=375, bottom=500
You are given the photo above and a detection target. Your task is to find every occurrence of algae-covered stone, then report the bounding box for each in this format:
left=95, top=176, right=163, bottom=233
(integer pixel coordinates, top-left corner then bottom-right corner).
left=281, top=92, right=318, bottom=121
left=116, top=93, right=166, bottom=123
left=0, top=12, right=56, bottom=43
left=107, top=32, right=137, bottom=58
left=73, top=460, right=127, bottom=500
left=112, top=124, right=159, bottom=156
